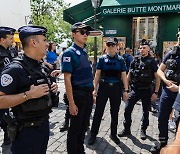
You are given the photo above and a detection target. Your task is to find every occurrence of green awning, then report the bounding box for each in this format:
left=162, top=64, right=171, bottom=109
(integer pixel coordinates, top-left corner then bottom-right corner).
left=101, top=0, right=180, bottom=15
left=63, top=0, right=103, bottom=27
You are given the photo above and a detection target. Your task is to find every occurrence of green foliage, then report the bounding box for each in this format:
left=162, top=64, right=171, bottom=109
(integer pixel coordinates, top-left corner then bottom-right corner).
left=30, top=0, right=72, bottom=44
left=86, top=36, right=102, bottom=56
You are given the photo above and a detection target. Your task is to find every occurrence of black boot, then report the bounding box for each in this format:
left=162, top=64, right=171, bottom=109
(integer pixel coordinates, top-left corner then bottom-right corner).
left=118, top=129, right=131, bottom=137
left=60, top=120, right=69, bottom=132
left=140, top=130, right=147, bottom=140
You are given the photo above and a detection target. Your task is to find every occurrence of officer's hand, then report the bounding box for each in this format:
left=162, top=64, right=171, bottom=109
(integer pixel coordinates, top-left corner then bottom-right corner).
left=28, top=84, right=49, bottom=99
left=51, top=70, right=61, bottom=77
left=164, top=79, right=174, bottom=87
left=166, top=83, right=179, bottom=92
left=92, top=90, right=97, bottom=104
left=51, top=82, right=58, bottom=93
left=123, top=92, right=128, bottom=102
left=151, top=93, right=158, bottom=102
left=69, top=103, right=78, bottom=116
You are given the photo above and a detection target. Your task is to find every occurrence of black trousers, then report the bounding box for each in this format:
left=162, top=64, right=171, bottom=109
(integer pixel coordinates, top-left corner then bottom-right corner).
left=90, top=82, right=122, bottom=137
left=67, top=90, right=93, bottom=154
left=123, top=88, right=151, bottom=131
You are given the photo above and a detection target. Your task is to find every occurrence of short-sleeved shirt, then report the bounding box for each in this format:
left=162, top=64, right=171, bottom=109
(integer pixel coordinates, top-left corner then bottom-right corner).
left=97, top=53, right=127, bottom=83
left=46, top=50, right=57, bottom=64
left=61, top=43, right=93, bottom=87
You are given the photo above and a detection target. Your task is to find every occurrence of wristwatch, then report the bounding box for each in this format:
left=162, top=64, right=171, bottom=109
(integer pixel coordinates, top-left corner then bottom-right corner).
left=124, top=90, right=129, bottom=93
left=23, top=92, right=28, bottom=101
left=154, top=92, right=158, bottom=95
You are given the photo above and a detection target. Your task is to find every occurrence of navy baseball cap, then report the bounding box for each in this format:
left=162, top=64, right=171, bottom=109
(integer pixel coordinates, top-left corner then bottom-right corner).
left=71, top=22, right=93, bottom=32
left=106, top=37, right=118, bottom=44
left=18, top=26, right=47, bottom=42
left=140, top=39, right=149, bottom=46
left=0, top=26, right=16, bottom=35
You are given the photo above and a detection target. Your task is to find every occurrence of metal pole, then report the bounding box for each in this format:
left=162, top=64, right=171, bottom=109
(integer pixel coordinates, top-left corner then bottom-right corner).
left=93, top=8, right=97, bottom=76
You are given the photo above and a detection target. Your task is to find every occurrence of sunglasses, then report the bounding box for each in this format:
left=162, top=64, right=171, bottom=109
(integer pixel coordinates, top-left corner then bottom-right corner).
left=75, top=29, right=90, bottom=36
left=106, top=43, right=116, bottom=47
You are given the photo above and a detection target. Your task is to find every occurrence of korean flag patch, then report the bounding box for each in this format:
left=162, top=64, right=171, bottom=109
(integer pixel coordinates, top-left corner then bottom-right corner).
left=63, top=57, right=71, bottom=62
left=1, top=74, right=13, bottom=87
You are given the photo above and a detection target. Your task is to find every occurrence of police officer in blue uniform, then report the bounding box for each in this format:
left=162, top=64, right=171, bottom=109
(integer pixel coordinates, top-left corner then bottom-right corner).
left=88, top=37, right=129, bottom=145
left=0, top=26, right=58, bottom=154
left=118, top=39, right=160, bottom=140
left=150, top=26, right=180, bottom=153
left=0, top=26, right=16, bottom=146
left=61, top=22, right=94, bottom=154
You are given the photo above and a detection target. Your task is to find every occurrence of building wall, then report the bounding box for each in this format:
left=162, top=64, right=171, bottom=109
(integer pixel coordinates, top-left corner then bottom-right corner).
left=103, top=16, right=132, bottom=48
left=0, top=0, right=31, bottom=29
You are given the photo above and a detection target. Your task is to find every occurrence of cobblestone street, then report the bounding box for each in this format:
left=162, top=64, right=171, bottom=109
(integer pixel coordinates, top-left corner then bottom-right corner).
left=0, top=76, right=175, bottom=154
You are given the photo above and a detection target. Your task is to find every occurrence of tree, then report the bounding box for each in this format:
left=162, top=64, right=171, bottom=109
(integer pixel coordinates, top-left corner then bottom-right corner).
left=30, top=0, right=72, bottom=44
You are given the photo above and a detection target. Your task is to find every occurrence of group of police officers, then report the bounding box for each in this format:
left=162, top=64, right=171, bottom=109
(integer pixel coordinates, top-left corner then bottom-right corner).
left=0, top=23, right=179, bottom=154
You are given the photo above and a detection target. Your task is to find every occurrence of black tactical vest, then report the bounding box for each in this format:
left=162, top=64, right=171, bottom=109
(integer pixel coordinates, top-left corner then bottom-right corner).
left=130, top=56, right=153, bottom=89
left=10, top=56, right=53, bottom=122
left=164, top=46, right=180, bottom=84
left=0, top=45, right=16, bottom=72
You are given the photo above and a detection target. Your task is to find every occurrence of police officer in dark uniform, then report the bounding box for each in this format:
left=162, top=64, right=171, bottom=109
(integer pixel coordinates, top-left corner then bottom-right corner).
left=118, top=39, right=160, bottom=140
left=88, top=37, right=129, bottom=145
left=150, top=26, right=180, bottom=153
left=0, top=26, right=16, bottom=146
left=0, top=26, right=58, bottom=154
left=61, top=22, right=94, bottom=154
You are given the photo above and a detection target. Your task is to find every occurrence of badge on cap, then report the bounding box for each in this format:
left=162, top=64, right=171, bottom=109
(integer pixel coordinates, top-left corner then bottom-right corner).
left=1, top=74, right=13, bottom=87
left=76, top=50, right=81, bottom=55
left=63, top=57, right=71, bottom=62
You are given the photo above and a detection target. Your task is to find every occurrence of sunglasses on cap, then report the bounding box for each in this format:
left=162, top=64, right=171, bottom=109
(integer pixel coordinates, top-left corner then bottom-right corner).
left=106, top=43, right=116, bottom=47
left=75, top=29, right=90, bottom=36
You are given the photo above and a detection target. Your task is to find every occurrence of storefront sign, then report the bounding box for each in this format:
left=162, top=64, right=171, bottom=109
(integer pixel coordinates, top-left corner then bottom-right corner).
left=105, top=30, right=117, bottom=34
left=101, top=3, right=180, bottom=15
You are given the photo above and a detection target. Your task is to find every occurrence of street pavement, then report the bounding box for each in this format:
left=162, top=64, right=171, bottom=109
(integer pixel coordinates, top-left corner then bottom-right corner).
left=0, top=76, right=175, bottom=154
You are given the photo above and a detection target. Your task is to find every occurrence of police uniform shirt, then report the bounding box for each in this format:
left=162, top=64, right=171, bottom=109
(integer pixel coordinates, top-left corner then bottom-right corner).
left=97, top=53, right=127, bottom=83
left=61, top=43, right=93, bottom=87
left=0, top=55, right=39, bottom=95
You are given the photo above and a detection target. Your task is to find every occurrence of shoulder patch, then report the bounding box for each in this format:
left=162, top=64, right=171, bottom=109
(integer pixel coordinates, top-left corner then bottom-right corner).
left=63, top=57, right=71, bottom=62
left=1, top=74, right=13, bottom=87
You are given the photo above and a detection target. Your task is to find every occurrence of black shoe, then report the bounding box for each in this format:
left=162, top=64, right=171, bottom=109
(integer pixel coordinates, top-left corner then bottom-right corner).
left=140, top=130, right=146, bottom=140
left=2, top=138, right=11, bottom=146
left=150, top=144, right=160, bottom=153
left=88, top=136, right=96, bottom=145
left=110, top=135, right=120, bottom=144
left=118, top=129, right=131, bottom=137
left=150, top=142, right=166, bottom=154
left=60, top=121, right=69, bottom=132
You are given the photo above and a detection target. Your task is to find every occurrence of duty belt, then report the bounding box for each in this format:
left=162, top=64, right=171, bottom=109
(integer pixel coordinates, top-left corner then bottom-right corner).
left=72, top=85, right=94, bottom=93
left=100, top=79, right=120, bottom=86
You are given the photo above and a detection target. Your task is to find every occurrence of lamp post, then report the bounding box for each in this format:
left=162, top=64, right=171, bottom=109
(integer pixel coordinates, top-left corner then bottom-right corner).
left=91, top=0, right=100, bottom=76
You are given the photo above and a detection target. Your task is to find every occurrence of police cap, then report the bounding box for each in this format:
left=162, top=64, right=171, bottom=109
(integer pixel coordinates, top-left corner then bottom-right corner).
left=71, top=22, right=93, bottom=32
left=140, top=39, right=149, bottom=46
left=106, top=37, right=118, bottom=45
left=0, top=26, right=16, bottom=35
left=18, top=26, right=47, bottom=42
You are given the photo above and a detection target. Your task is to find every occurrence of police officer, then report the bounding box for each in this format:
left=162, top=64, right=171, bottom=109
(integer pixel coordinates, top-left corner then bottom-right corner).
left=88, top=37, right=129, bottom=145
left=0, top=26, right=16, bottom=146
left=0, top=26, right=58, bottom=153
left=118, top=39, right=160, bottom=140
left=61, top=22, right=94, bottom=154
left=122, top=47, right=133, bottom=73
left=150, top=26, right=180, bottom=153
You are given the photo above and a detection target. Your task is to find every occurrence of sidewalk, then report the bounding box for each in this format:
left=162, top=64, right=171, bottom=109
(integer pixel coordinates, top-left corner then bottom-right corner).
left=0, top=76, right=175, bottom=154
